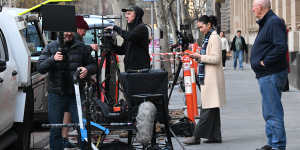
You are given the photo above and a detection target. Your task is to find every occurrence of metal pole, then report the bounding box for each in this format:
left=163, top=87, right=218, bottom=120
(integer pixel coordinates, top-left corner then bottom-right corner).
left=177, top=0, right=181, bottom=31
left=151, top=1, right=154, bottom=54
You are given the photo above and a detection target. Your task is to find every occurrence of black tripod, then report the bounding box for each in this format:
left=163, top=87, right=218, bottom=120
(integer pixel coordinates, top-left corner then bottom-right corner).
left=168, top=30, right=192, bottom=101
left=97, top=34, right=121, bottom=106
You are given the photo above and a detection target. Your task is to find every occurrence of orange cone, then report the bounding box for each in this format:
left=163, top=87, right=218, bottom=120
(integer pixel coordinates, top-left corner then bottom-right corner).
left=182, top=55, right=195, bottom=123
left=191, top=43, right=199, bottom=116
left=190, top=59, right=198, bottom=116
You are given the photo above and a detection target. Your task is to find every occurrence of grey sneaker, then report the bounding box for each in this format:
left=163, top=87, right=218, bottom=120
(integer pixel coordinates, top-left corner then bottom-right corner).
left=256, top=145, right=272, bottom=150
left=183, top=136, right=201, bottom=145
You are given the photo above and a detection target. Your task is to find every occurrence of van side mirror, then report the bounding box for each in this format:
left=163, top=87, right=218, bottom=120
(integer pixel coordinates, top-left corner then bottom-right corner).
left=0, top=60, right=6, bottom=72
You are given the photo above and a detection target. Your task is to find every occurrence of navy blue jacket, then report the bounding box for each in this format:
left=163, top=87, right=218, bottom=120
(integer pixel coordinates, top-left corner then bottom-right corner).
left=250, top=10, right=288, bottom=78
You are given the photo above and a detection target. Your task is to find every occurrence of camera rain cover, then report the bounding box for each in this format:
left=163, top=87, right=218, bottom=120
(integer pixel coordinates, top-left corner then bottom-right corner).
left=41, top=5, right=76, bottom=32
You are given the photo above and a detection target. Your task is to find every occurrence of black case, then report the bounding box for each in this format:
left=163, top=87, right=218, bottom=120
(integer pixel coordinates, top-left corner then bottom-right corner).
left=120, top=70, right=169, bottom=121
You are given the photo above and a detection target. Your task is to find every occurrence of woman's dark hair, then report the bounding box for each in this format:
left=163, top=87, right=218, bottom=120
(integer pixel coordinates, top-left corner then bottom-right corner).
left=198, top=15, right=218, bottom=27
left=220, top=31, right=225, bottom=36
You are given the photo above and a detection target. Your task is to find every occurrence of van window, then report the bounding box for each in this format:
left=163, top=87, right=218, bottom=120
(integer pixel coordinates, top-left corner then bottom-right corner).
left=0, top=29, right=8, bottom=61
left=83, top=30, right=101, bottom=45
left=21, top=21, right=44, bottom=55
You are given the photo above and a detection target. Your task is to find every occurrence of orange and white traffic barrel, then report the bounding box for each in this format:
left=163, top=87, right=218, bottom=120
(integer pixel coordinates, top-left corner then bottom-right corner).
left=182, top=55, right=195, bottom=123
left=192, top=43, right=199, bottom=116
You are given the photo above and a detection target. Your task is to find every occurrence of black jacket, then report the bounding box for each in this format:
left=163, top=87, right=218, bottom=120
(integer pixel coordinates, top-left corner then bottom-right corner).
left=230, top=36, right=248, bottom=52
left=74, top=32, right=95, bottom=57
left=37, top=40, right=97, bottom=96
left=112, top=6, right=150, bottom=71
left=250, top=10, right=288, bottom=78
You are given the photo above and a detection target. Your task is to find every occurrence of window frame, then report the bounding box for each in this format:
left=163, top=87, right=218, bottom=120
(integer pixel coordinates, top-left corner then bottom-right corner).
left=0, top=28, right=9, bottom=61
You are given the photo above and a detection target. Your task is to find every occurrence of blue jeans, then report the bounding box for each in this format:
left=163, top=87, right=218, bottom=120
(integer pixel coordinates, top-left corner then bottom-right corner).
left=48, top=93, right=79, bottom=150
left=233, top=50, right=244, bottom=69
left=258, top=70, right=288, bottom=150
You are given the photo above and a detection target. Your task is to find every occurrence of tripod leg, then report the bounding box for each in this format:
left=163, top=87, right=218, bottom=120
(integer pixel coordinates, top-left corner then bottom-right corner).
left=151, top=121, right=157, bottom=147
left=128, top=130, right=133, bottom=146
left=98, top=51, right=106, bottom=101
left=162, top=96, right=173, bottom=149
left=168, top=61, right=183, bottom=101
left=85, top=83, right=92, bottom=150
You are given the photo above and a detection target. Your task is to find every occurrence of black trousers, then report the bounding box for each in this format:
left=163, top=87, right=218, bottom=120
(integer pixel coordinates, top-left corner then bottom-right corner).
left=193, top=107, right=222, bottom=140
left=222, top=50, right=227, bottom=67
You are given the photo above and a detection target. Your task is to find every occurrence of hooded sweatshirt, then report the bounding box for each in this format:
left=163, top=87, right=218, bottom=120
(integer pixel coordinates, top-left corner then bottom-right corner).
left=112, top=6, right=150, bottom=71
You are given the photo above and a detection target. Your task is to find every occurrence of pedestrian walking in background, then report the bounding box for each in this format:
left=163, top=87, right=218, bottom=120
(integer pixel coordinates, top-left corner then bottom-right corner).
left=230, top=30, right=248, bottom=70
left=220, top=31, right=230, bottom=69
left=183, top=15, right=226, bottom=145
left=251, top=0, right=288, bottom=150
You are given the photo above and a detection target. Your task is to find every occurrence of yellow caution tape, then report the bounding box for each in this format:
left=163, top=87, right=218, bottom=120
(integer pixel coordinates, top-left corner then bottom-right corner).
left=18, top=0, right=74, bottom=16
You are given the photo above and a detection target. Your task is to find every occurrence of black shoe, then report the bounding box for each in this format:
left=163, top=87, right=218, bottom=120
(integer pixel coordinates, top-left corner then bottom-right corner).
left=63, top=138, right=77, bottom=148
left=256, top=145, right=272, bottom=150
left=203, top=139, right=222, bottom=143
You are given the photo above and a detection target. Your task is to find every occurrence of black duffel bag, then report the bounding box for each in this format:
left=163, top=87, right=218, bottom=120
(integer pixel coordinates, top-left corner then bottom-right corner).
left=170, top=117, right=195, bottom=137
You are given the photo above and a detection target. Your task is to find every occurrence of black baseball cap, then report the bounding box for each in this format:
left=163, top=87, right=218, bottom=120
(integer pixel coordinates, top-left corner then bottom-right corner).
left=121, top=6, right=135, bottom=12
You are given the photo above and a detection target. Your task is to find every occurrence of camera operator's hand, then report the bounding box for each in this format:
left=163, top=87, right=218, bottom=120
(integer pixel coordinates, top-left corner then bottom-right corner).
left=79, top=67, right=88, bottom=79
left=54, top=51, right=63, bottom=61
left=90, top=44, right=99, bottom=51
left=105, top=26, right=114, bottom=30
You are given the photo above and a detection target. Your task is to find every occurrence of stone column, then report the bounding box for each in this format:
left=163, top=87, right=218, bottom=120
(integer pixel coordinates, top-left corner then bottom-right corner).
left=283, top=0, right=291, bottom=26
left=271, top=0, right=276, bottom=10
left=290, top=0, right=300, bottom=30
left=275, top=0, right=283, bottom=17
left=230, top=0, right=234, bottom=39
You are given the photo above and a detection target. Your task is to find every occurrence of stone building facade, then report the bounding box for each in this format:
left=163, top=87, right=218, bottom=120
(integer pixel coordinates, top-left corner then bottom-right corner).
left=0, top=0, right=17, bottom=7
left=229, top=0, right=300, bottom=89
left=220, top=0, right=230, bottom=34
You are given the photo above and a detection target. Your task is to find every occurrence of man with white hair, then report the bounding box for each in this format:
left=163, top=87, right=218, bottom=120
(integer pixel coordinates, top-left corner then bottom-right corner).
left=251, top=0, right=288, bottom=150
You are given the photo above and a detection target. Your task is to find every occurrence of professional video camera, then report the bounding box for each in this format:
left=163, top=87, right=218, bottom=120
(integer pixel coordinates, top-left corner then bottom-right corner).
left=99, top=29, right=117, bottom=50
left=175, top=24, right=194, bottom=50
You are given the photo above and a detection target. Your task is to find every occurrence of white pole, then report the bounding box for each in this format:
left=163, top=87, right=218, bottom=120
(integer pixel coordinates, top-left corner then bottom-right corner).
left=151, top=1, right=154, bottom=54
left=154, top=24, right=161, bottom=69
left=177, top=0, right=181, bottom=31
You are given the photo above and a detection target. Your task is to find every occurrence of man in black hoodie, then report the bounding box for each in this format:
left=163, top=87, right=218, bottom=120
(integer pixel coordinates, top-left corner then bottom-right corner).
left=106, top=5, right=150, bottom=72
left=251, top=0, right=288, bottom=150
left=105, top=5, right=154, bottom=141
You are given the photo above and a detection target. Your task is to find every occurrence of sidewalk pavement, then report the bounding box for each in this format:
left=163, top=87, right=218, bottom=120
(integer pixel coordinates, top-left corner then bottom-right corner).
left=33, top=62, right=300, bottom=150
left=170, top=62, right=300, bottom=150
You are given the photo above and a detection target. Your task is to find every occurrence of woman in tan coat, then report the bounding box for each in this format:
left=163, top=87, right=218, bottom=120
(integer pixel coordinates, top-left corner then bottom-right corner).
left=183, top=15, right=226, bottom=145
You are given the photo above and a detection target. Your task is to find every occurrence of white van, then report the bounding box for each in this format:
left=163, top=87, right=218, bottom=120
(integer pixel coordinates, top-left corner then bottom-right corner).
left=0, top=7, right=48, bottom=150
